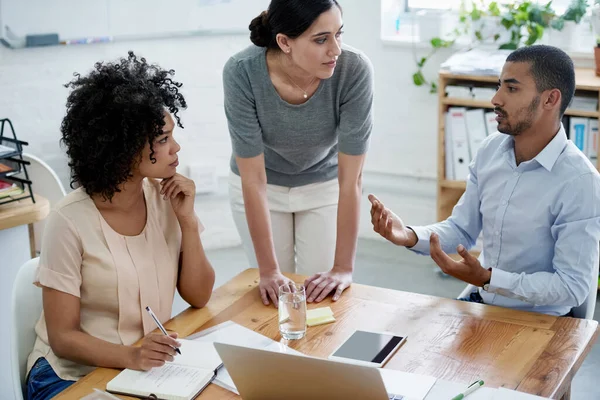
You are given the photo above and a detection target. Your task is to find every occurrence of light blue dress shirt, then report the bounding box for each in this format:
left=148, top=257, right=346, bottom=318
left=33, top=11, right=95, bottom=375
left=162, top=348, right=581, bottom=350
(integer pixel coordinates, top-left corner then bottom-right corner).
left=410, top=126, right=600, bottom=316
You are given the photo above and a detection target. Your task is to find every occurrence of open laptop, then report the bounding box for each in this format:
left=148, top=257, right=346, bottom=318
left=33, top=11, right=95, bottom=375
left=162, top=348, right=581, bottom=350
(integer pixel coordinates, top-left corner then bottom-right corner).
left=214, top=342, right=404, bottom=400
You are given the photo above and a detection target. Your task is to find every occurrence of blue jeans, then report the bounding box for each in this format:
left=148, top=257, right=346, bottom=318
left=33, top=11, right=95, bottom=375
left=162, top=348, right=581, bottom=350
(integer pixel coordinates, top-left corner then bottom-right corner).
left=27, top=358, right=75, bottom=400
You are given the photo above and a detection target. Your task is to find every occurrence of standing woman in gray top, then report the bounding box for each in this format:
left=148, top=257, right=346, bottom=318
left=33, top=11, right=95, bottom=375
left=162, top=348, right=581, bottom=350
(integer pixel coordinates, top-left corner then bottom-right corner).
left=223, top=0, right=373, bottom=307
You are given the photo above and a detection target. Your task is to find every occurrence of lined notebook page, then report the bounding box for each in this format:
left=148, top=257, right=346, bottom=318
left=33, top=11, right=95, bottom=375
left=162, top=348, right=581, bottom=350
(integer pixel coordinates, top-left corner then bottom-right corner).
left=106, top=340, right=222, bottom=400
left=107, top=364, right=213, bottom=400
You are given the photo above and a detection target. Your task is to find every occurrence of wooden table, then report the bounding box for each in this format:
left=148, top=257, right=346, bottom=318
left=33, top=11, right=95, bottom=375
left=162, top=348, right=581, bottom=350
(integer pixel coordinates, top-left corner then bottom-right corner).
left=57, top=268, right=599, bottom=400
left=0, top=194, right=49, bottom=257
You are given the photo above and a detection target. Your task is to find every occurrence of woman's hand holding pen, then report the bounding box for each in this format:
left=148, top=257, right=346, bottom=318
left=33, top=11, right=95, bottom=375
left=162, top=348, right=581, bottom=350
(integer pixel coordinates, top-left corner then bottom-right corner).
left=128, top=332, right=181, bottom=371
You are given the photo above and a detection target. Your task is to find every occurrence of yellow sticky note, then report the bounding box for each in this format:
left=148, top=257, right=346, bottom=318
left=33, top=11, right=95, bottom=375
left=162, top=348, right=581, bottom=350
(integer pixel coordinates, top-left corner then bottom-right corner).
left=307, top=315, right=336, bottom=327
left=306, top=307, right=334, bottom=320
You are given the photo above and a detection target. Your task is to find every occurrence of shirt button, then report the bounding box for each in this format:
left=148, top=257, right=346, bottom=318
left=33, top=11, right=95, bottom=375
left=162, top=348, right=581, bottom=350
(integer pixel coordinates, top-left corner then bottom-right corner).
left=495, top=231, right=500, bottom=235
left=513, top=171, right=519, bottom=177
left=502, top=200, right=508, bottom=206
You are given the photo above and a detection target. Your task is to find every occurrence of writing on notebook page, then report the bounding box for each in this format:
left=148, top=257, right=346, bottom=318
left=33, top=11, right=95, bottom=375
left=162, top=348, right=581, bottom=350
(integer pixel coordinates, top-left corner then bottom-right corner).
left=124, top=364, right=208, bottom=392
left=106, top=340, right=223, bottom=400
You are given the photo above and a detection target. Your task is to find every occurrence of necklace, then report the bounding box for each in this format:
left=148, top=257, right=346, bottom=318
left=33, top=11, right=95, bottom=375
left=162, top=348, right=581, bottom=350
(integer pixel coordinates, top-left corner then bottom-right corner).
left=279, top=57, right=317, bottom=99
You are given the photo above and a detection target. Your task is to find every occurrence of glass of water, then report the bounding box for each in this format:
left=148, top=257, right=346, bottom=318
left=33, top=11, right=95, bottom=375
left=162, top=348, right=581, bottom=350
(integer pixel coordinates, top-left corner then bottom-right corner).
left=278, top=283, right=307, bottom=340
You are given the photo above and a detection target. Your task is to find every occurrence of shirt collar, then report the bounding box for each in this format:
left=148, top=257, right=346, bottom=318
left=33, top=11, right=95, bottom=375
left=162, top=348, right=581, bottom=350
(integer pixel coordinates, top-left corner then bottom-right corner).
left=498, top=124, right=567, bottom=172
left=534, top=124, right=568, bottom=172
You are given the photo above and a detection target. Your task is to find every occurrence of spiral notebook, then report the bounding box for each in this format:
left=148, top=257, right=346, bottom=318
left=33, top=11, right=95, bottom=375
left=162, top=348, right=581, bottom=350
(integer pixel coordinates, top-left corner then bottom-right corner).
left=106, top=340, right=223, bottom=400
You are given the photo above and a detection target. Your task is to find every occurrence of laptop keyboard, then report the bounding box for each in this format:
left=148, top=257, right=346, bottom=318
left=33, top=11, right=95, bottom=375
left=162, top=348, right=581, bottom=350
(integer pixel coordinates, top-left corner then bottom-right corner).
left=388, top=395, right=404, bottom=400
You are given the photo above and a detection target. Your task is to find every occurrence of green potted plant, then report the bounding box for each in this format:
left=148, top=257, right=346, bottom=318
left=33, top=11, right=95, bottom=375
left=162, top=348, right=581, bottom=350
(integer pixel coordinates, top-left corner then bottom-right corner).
left=412, top=0, right=556, bottom=92
left=547, top=0, right=589, bottom=49
left=497, top=0, right=555, bottom=49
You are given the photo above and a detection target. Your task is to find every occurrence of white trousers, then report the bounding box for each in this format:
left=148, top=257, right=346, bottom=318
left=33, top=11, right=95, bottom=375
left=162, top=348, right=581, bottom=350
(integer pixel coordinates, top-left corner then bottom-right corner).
left=229, top=172, right=339, bottom=276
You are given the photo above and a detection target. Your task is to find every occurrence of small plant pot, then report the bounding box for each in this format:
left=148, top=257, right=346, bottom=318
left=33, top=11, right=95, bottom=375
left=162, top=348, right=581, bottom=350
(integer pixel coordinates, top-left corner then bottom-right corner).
left=416, top=9, right=457, bottom=44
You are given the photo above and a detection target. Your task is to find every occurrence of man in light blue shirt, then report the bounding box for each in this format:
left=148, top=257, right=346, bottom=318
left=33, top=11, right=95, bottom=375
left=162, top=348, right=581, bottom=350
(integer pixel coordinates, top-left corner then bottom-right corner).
left=369, top=45, right=600, bottom=316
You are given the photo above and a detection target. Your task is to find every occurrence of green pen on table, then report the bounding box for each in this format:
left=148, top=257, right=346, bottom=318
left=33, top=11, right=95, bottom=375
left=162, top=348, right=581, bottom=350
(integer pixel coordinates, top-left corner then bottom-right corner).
left=450, top=380, right=484, bottom=400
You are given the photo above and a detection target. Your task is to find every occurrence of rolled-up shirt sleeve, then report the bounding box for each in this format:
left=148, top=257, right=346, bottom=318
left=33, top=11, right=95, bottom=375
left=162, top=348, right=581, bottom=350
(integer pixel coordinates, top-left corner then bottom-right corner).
left=35, top=210, right=83, bottom=297
left=487, top=172, right=600, bottom=307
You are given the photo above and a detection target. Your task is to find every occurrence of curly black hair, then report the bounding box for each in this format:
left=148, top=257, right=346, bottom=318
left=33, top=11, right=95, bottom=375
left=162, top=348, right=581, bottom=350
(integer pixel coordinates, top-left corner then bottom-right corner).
left=61, top=51, right=187, bottom=201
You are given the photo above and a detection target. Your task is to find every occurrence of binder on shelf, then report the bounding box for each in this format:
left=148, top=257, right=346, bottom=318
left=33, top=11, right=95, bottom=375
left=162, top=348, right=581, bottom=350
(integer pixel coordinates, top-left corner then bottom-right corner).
left=444, top=112, right=454, bottom=180
left=588, top=119, right=598, bottom=164
left=445, top=85, right=472, bottom=99
left=465, top=109, right=488, bottom=158
left=471, top=87, right=496, bottom=101
left=0, top=118, right=35, bottom=205
left=447, top=107, right=471, bottom=181
left=484, top=111, right=497, bottom=136
left=569, top=117, right=589, bottom=154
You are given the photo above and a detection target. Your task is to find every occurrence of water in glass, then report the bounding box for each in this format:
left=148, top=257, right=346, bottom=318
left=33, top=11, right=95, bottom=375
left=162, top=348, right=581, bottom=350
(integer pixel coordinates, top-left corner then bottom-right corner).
left=278, top=283, right=307, bottom=340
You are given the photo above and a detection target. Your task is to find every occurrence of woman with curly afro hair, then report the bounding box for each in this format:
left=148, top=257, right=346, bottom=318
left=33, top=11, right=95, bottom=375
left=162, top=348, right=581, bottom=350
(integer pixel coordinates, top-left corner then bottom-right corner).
left=25, top=52, right=215, bottom=400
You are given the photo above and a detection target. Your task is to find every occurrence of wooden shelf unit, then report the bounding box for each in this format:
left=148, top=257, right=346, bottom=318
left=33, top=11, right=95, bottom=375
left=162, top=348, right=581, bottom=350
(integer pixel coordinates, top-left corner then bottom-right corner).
left=437, top=68, right=600, bottom=275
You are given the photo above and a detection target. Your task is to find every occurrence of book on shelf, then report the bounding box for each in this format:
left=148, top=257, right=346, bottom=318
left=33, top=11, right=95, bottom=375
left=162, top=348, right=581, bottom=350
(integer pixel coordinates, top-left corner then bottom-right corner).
left=569, top=117, right=589, bottom=154
left=465, top=109, right=488, bottom=158
left=484, top=111, right=497, bottom=136
left=588, top=119, right=598, bottom=164
left=446, top=107, right=471, bottom=181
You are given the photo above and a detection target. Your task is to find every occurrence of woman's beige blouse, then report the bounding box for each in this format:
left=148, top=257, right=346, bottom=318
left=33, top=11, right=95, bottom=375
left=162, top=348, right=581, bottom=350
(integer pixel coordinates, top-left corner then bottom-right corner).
left=26, top=178, right=203, bottom=381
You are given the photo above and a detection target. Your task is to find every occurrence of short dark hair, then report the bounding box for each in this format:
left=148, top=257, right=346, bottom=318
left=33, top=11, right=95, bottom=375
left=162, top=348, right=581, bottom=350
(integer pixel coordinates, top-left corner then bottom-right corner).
left=506, top=45, right=575, bottom=116
left=61, top=51, right=186, bottom=201
left=249, top=0, right=341, bottom=49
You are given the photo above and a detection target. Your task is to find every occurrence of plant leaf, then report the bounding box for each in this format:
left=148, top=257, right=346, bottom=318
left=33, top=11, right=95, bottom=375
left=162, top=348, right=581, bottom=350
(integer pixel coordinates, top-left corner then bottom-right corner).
left=488, top=1, right=501, bottom=16
left=429, top=82, right=438, bottom=94
left=499, top=42, right=518, bottom=50
left=413, top=71, right=425, bottom=86
left=417, top=57, right=427, bottom=68
left=430, top=37, right=443, bottom=48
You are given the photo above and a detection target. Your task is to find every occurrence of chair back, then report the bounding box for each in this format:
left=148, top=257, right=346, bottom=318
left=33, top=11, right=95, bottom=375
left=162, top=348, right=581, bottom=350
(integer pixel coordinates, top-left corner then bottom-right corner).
left=10, top=257, right=42, bottom=399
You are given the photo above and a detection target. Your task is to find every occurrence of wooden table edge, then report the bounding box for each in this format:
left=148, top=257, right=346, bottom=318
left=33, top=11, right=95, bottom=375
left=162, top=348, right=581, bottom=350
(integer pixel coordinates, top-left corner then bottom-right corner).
left=0, top=193, right=50, bottom=231
left=548, top=321, right=600, bottom=399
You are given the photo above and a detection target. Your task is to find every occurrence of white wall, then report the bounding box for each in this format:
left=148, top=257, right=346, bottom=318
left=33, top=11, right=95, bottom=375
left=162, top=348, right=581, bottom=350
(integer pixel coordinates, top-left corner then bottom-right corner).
left=0, top=3, right=444, bottom=396
left=0, top=0, right=444, bottom=216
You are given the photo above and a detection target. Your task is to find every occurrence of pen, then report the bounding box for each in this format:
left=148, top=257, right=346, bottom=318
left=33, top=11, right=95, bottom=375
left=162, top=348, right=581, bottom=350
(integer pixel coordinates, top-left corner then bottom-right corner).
left=145, top=306, right=182, bottom=355
left=451, top=380, right=484, bottom=400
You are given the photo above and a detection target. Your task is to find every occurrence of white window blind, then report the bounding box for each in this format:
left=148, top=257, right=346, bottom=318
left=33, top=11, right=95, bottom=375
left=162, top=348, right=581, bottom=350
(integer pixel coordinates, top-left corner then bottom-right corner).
left=406, top=0, right=574, bottom=14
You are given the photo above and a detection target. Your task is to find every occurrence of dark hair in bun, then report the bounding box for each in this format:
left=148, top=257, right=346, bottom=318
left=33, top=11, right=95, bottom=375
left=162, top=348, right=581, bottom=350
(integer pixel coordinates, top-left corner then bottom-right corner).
left=249, top=11, right=272, bottom=47
left=249, top=0, right=341, bottom=49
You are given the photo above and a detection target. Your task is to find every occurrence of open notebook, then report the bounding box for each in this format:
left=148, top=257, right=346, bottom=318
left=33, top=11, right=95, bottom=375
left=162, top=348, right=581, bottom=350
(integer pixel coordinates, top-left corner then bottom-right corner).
left=106, top=340, right=223, bottom=400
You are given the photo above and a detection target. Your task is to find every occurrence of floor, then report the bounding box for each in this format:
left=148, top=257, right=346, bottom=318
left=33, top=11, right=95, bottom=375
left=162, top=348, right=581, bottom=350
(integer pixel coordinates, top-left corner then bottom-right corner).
left=174, top=239, right=600, bottom=400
